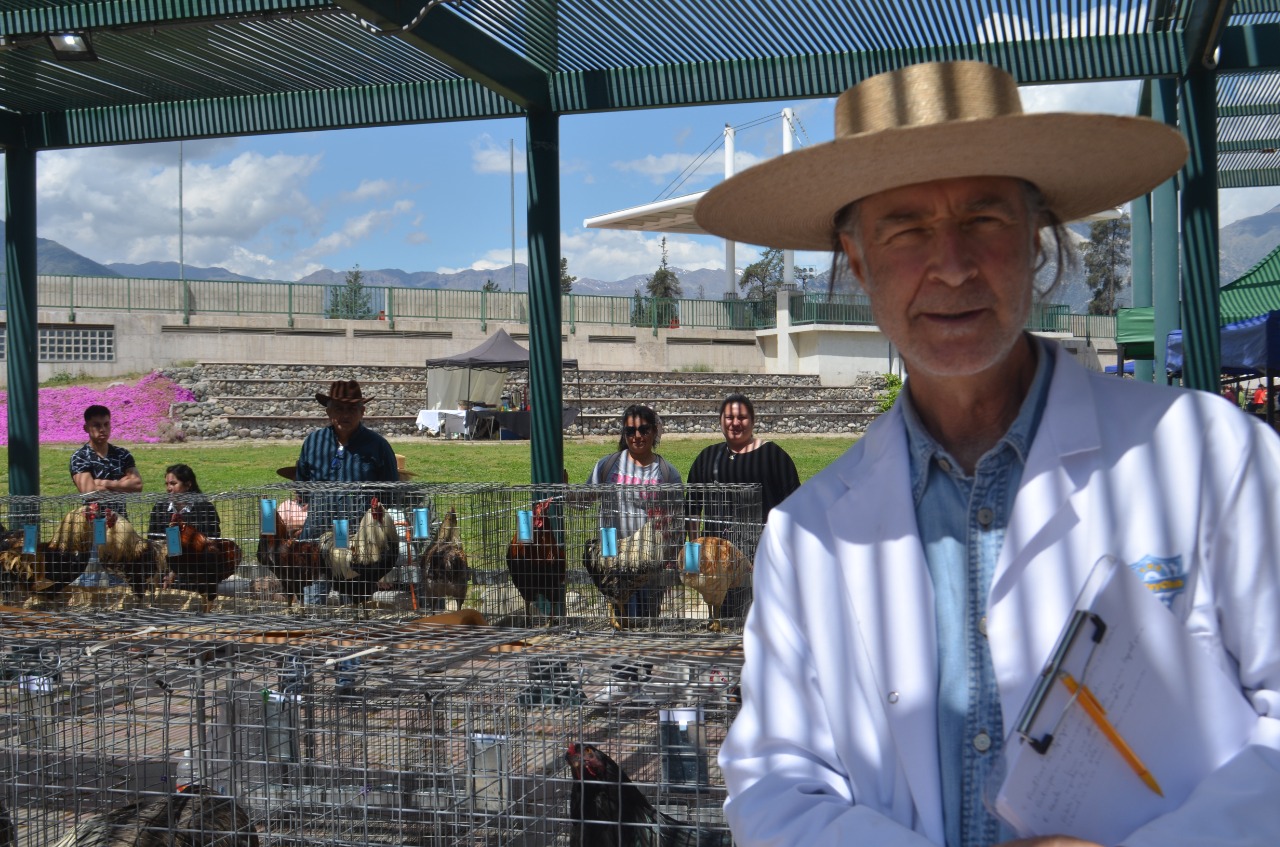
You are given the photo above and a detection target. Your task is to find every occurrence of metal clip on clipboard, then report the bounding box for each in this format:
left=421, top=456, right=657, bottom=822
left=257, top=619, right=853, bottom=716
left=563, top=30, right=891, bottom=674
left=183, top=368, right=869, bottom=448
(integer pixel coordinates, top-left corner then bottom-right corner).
left=1014, top=609, right=1107, bottom=754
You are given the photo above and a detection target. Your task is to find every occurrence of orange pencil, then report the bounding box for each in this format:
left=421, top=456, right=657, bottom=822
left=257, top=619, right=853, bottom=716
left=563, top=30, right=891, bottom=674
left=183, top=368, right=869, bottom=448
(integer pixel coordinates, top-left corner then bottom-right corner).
left=1060, top=672, right=1163, bottom=797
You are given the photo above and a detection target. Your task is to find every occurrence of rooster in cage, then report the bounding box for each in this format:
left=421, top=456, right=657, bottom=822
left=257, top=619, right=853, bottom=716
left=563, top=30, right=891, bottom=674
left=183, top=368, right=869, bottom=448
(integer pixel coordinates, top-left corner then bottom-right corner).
left=419, top=507, right=469, bottom=611
left=505, top=497, right=566, bottom=621
left=50, top=785, right=259, bottom=847
left=256, top=531, right=323, bottom=606
left=565, top=743, right=731, bottom=847
left=159, top=513, right=243, bottom=599
left=680, top=537, right=749, bottom=632
left=319, top=496, right=398, bottom=603
left=583, top=517, right=671, bottom=629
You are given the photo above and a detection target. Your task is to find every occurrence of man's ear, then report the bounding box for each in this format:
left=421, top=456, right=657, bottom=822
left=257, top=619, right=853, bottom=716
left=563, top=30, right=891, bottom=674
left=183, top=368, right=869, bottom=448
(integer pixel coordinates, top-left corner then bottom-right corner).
left=839, top=232, right=867, bottom=284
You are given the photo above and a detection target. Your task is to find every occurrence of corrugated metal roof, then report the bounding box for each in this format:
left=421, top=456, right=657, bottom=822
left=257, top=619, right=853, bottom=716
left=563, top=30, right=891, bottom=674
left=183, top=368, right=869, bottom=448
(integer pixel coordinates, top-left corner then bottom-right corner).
left=0, top=0, right=1276, bottom=195
left=1221, top=242, right=1280, bottom=321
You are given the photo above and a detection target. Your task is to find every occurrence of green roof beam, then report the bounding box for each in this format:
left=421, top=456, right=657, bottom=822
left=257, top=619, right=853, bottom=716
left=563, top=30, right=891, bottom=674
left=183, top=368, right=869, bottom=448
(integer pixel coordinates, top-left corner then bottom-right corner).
left=1182, top=0, right=1236, bottom=70
left=1216, top=23, right=1280, bottom=73
left=24, top=79, right=522, bottom=149
left=0, top=0, right=331, bottom=37
left=331, top=0, right=550, bottom=110
left=550, top=34, right=1188, bottom=112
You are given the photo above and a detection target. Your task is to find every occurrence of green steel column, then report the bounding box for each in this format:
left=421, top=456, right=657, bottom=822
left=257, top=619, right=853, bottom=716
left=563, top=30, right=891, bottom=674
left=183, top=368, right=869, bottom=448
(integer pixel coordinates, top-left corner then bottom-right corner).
left=526, top=109, right=563, bottom=485
left=5, top=146, right=40, bottom=495
left=1152, top=79, right=1180, bottom=385
left=1178, top=63, right=1221, bottom=391
left=1131, top=192, right=1154, bottom=384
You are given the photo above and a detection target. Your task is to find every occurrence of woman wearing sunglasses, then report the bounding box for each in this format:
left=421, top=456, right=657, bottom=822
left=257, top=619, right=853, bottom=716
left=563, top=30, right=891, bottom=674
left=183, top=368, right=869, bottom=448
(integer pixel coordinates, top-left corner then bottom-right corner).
left=587, top=404, right=683, bottom=620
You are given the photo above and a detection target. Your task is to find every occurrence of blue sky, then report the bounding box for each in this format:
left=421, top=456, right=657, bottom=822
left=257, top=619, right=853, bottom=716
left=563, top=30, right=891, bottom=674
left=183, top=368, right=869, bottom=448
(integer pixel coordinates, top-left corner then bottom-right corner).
left=8, top=78, right=1280, bottom=283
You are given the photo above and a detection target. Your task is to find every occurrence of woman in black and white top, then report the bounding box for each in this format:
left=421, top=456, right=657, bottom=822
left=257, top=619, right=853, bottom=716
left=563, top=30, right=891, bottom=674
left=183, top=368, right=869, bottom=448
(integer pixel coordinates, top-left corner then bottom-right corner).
left=587, top=404, right=682, bottom=618
left=686, top=394, right=800, bottom=616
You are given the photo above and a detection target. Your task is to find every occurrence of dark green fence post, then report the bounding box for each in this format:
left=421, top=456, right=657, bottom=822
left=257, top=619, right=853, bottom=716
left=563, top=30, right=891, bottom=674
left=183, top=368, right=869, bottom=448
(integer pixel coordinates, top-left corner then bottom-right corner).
left=5, top=145, right=40, bottom=495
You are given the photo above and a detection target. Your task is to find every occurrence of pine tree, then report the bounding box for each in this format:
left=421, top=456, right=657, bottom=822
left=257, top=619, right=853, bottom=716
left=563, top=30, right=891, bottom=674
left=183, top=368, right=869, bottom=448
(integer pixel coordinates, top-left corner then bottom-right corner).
left=327, top=265, right=375, bottom=319
left=645, top=237, right=682, bottom=326
left=739, top=248, right=803, bottom=300
left=560, top=257, right=576, bottom=294
left=1083, top=213, right=1132, bottom=316
left=482, top=278, right=501, bottom=293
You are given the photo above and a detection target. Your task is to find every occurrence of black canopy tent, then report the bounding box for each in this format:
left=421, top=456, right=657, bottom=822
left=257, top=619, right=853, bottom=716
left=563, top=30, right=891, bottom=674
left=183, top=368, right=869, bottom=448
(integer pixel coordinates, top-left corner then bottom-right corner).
left=425, top=329, right=582, bottom=436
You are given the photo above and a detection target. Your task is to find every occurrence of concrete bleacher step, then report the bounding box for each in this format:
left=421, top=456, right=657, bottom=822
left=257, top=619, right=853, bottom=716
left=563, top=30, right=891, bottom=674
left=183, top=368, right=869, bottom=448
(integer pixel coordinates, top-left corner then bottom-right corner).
left=165, top=362, right=890, bottom=439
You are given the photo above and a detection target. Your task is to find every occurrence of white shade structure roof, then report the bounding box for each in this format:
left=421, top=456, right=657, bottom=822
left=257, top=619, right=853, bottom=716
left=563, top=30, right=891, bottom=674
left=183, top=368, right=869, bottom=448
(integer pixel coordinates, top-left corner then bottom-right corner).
left=583, top=192, right=709, bottom=234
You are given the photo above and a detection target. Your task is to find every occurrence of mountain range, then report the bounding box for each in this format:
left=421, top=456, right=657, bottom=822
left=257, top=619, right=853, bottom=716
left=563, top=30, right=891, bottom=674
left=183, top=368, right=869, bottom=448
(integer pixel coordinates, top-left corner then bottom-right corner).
left=6, top=206, right=1280, bottom=313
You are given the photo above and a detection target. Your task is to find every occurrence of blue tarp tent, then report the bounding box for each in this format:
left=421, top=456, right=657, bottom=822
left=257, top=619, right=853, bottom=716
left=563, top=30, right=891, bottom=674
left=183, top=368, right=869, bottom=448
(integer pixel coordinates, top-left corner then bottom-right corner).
left=1166, top=310, right=1280, bottom=377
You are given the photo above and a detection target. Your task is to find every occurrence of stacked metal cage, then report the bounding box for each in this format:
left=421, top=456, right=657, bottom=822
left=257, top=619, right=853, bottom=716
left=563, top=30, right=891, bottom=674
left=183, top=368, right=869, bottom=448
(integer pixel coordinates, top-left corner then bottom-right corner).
left=0, top=609, right=742, bottom=846
left=0, top=483, right=762, bottom=633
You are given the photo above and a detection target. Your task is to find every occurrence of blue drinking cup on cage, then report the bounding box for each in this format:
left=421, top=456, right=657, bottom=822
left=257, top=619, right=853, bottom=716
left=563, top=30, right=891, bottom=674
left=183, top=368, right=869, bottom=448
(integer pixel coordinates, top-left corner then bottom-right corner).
left=413, top=507, right=431, bottom=540
left=517, top=509, right=533, bottom=542
left=93, top=517, right=107, bottom=547
left=334, top=519, right=349, bottom=548
left=600, top=526, right=618, bottom=557
left=260, top=498, right=277, bottom=535
left=684, top=541, right=701, bottom=573
left=166, top=525, right=183, bottom=557
left=22, top=524, right=36, bottom=554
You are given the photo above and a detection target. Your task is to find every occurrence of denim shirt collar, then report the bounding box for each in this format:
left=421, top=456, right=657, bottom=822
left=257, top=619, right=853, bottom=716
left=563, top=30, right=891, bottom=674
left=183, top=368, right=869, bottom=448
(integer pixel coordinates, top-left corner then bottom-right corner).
left=902, top=335, right=1055, bottom=505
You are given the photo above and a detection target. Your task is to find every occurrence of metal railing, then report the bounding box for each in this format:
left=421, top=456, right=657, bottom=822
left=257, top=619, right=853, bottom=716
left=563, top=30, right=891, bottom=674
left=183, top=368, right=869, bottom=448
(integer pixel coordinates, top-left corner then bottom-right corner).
left=788, top=293, right=1079, bottom=334
left=7, top=274, right=1110, bottom=338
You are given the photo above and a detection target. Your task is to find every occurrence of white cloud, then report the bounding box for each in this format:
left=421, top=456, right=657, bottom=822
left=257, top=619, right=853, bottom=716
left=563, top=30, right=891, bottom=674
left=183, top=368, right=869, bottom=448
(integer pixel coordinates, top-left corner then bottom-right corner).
left=343, top=179, right=397, bottom=201
left=611, top=149, right=765, bottom=187
left=296, top=201, right=415, bottom=262
left=436, top=246, right=529, bottom=275
left=561, top=229, right=723, bottom=280
left=1018, top=79, right=1141, bottom=116
left=472, top=134, right=526, bottom=175
left=35, top=145, right=323, bottom=276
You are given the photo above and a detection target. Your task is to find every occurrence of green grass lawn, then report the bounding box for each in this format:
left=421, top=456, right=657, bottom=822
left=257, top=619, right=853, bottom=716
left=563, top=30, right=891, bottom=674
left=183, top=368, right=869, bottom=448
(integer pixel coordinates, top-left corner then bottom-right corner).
left=1, top=434, right=857, bottom=496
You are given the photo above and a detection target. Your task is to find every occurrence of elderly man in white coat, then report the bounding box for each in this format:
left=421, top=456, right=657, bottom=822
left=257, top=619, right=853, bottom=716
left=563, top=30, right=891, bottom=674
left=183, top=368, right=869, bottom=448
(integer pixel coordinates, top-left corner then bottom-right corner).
left=695, top=60, right=1280, bottom=847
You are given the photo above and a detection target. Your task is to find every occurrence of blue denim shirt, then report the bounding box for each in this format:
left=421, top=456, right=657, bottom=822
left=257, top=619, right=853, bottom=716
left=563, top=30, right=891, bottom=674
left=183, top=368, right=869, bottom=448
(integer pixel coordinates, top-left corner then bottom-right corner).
left=902, top=336, right=1054, bottom=847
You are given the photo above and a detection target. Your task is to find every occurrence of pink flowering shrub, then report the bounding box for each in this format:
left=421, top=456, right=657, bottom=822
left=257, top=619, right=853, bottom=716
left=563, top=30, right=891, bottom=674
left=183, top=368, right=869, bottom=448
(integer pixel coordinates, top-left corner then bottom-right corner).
left=0, top=371, right=196, bottom=445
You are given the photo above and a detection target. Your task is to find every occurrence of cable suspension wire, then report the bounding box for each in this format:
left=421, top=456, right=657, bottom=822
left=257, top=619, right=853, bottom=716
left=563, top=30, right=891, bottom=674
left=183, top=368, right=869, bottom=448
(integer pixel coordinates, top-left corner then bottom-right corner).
left=653, top=109, right=808, bottom=202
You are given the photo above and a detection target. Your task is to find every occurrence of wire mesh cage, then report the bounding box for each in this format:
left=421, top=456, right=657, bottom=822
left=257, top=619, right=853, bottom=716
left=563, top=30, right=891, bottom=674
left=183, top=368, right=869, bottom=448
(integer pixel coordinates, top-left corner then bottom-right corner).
left=1, top=483, right=762, bottom=632
left=0, top=610, right=742, bottom=846
left=480, top=484, right=762, bottom=633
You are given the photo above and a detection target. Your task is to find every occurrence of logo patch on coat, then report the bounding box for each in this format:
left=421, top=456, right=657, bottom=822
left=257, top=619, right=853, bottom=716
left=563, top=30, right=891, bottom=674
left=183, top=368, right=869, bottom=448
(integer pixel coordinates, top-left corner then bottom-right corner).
left=1127, top=554, right=1186, bottom=608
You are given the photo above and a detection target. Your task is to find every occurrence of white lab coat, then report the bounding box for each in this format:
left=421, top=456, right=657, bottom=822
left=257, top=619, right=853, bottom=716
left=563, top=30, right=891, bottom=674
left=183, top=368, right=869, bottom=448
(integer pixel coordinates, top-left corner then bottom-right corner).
left=721, top=343, right=1280, bottom=847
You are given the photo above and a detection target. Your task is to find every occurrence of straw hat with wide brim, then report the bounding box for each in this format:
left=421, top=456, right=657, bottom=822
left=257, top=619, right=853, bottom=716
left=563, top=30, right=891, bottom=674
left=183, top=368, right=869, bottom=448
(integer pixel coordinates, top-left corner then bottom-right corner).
left=693, top=61, right=1189, bottom=251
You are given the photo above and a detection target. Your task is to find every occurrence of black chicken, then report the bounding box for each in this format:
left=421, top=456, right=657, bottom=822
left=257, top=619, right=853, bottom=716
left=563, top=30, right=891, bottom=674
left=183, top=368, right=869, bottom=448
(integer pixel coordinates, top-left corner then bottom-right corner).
left=564, top=743, right=731, bottom=847
left=51, top=786, right=259, bottom=847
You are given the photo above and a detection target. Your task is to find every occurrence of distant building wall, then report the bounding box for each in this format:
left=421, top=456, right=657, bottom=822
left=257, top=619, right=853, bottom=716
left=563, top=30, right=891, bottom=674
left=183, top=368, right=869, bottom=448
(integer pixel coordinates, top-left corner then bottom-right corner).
left=0, top=309, right=769, bottom=387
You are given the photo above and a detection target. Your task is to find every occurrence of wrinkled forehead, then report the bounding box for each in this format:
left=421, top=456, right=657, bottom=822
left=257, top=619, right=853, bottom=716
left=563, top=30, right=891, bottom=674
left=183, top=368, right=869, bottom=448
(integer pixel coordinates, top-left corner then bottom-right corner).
left=841, top=175, right=1036, bottom=236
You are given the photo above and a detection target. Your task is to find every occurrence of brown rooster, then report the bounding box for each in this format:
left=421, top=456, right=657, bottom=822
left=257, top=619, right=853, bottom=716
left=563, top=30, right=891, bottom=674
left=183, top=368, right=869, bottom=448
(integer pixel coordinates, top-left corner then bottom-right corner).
left=505, top=498, right=566, bottom=622
left=680, top=537, right=749, bottom=632
left=257, top=534, right=323, bottom=605
left=50, top=785, right=259, bottom=847
left=161, top=513, right=242, bottom=599
left=583, top=519, right=667, bottom=630
left=420, top=508, right=469, bottom=611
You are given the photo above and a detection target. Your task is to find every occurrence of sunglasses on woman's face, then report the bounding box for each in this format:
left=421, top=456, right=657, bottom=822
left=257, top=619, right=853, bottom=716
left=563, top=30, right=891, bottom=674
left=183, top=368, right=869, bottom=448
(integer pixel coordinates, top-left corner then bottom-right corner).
left=624, top=425, right=654, bottom=437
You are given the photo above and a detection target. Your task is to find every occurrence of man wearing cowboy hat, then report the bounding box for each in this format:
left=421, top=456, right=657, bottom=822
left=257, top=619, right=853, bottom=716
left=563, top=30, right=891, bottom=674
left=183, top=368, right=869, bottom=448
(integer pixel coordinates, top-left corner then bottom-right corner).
left=289, top=380, right=399, bottom=486
left=288, top=379, right=400, bottom=603
left=698, top=62, right=1280, bottom=847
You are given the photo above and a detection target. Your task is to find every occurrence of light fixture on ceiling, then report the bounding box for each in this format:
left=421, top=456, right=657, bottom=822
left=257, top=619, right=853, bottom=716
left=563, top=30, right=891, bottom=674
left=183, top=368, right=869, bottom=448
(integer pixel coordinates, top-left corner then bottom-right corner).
left=47, top=32, right=98, bottom=61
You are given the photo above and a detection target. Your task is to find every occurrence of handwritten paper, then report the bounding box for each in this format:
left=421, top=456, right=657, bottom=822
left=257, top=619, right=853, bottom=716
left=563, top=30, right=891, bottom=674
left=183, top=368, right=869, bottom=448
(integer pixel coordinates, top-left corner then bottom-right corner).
left=989, top=556, right=1257, bottom=844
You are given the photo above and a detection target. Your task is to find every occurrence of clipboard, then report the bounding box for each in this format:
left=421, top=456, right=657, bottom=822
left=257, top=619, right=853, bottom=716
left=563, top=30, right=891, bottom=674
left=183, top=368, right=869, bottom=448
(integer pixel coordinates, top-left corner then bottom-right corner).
left=986, top=556, right=1257, bottom=844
